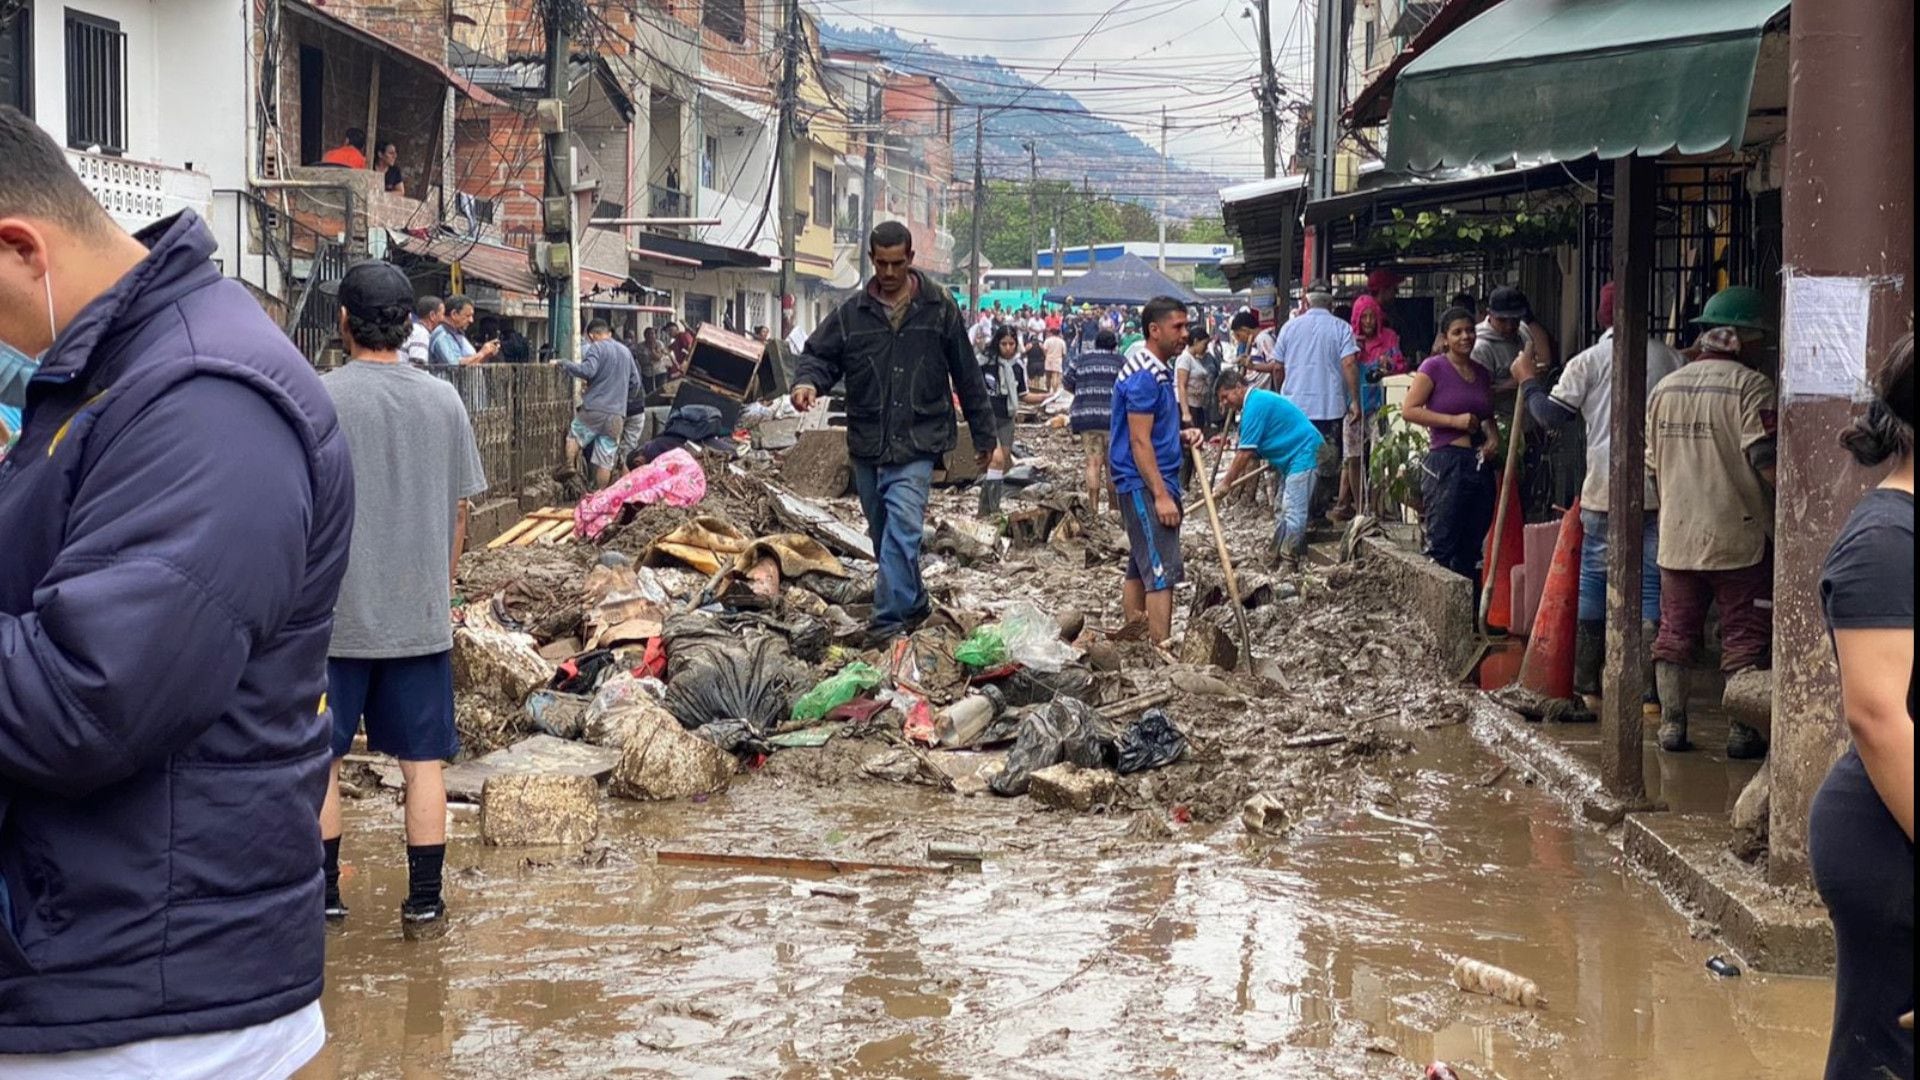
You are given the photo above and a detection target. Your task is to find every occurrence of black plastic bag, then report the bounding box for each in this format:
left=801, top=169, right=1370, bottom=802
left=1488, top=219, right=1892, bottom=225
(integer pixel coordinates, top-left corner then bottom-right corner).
left=792, top=571, right=875, bottom=607
left=991, top=697, right=1119, bottom=796
left=1116, top=708, right=1187, bottom=774
left=661, top=613, right=804, bottom=737
left=550, top=649, right=618, bottom=694
left=692, top=718, right=772, bottom=756
left=985, top=662, right=1095, bottom=708
left=989, top=704, right=1068, bottom=797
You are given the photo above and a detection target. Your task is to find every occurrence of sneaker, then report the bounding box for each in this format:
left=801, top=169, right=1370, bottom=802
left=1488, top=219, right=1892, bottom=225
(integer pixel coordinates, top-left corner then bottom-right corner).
left=401, top=898, right=449, bottom=941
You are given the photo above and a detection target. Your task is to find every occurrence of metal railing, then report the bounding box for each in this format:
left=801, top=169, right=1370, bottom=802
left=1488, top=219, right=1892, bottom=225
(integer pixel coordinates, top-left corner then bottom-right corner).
left=214, top=186, right=353, bottom=360
left=424, top=365, right=573, bottom=500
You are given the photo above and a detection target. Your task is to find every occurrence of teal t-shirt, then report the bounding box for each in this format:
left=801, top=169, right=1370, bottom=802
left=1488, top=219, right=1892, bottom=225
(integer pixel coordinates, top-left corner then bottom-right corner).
left=1237, top=388, right=1322, bottom=474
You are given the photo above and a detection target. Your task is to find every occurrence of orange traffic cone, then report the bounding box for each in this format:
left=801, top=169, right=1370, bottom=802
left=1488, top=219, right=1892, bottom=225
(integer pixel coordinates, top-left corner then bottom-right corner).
left=1517, top=501, right=1584, bottom=697
left=1482, top=471, right=1526, bottom=631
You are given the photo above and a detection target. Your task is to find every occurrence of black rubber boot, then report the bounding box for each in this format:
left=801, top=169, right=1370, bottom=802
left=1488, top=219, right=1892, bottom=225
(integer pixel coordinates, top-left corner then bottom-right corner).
left=1655, top=661, right=1692, bottom=752
left=1726, top=722, right=1770, bottom=761
left=1641, top=620, right=1662, bottom=716
left=1573, top=620, right=1606, bottom=701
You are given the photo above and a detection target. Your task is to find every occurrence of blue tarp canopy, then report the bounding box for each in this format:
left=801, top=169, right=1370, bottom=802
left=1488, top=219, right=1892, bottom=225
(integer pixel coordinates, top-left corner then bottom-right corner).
left=1042, top=253, right=1202, bottom=307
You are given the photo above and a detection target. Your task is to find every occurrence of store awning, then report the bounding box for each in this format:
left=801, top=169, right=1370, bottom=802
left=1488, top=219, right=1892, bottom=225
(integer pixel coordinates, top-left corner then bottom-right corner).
left=635, top=231, right=772, bottom=271
left=1384, top=0, right=1789, bottom=172
left=392, top=233, right=540, bottom=296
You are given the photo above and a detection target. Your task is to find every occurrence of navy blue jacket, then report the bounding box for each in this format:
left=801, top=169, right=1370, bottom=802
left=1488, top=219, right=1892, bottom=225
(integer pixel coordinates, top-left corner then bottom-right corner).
left=0, top=212, right=354, bottom=1051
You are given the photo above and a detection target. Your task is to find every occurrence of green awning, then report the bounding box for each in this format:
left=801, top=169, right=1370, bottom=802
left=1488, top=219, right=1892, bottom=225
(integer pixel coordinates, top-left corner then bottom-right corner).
left=1384, top=0, right=1788, bottom=172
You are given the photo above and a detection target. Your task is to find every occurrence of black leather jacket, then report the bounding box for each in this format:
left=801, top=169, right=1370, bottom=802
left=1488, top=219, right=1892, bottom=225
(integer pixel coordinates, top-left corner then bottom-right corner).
left=794, top=272, right=996, bottom=465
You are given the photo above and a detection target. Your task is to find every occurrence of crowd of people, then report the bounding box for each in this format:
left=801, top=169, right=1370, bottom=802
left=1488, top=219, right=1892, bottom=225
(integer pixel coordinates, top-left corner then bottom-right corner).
left=0, top=103, right=1909, bottom=1080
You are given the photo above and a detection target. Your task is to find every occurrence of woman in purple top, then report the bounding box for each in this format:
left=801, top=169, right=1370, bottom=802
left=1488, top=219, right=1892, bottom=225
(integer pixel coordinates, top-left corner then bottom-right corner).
left=1400, top=306, right=1502, bottom=582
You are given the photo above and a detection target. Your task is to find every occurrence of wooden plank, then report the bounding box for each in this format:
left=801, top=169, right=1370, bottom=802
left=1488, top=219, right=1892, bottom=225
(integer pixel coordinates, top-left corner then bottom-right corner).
left=488, top=517, right=546, bottom=549
left=655, top=849, right=953, bottom=877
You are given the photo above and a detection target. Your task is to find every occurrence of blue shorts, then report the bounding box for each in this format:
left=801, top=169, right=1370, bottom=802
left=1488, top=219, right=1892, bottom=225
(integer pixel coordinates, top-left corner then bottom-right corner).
left=1120, top=489, right=1184, bottom=592
left=326, top=652, right=459, bottom=761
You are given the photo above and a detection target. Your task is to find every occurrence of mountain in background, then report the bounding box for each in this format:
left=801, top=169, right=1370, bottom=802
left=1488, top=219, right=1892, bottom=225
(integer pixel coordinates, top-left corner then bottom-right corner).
left=820, top=24, right=1223, bottom=219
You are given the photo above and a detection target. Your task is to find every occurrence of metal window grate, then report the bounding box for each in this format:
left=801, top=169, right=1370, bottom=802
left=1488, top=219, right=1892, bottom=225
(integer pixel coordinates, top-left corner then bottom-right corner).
left=64, top=10, right=125, bottom=155
left=1582, top=163, right=1760, bottom=347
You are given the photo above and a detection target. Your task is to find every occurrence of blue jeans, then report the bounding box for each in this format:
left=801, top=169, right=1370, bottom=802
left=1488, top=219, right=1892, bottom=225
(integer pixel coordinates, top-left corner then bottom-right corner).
left=1577, top=509, right=1661, bottom=623
left=1274, top=467, right=1317, bottom=556
left=852, top=456, right=936, bottom=632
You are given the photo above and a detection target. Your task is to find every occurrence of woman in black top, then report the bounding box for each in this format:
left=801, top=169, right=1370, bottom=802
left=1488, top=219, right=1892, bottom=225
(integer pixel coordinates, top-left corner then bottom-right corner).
left=376, top=141, right=404, bottom=194
left=1809, top=333, right=1915, bottom=1080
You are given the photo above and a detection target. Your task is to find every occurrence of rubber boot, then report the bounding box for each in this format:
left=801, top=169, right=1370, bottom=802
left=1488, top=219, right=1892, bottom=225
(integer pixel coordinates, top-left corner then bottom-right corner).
left=1655, top=661, right=1692, bottom=752
left=1572, top=620, right=1606, bottom=706
left=1641, top=620, right=1662, bottom=717
left=1727, top=722, right=1769, bottom=761
left=977, top=476, right=1004, bottom=518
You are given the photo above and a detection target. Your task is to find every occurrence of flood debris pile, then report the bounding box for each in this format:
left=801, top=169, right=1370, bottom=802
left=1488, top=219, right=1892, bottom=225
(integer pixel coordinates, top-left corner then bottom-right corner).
left=417, top=432, right=1468, bottom=844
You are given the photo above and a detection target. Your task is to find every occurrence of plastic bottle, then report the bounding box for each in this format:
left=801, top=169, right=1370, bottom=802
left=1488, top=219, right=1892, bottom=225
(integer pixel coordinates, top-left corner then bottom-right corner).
left=935, top=686, right=1006, bottom=748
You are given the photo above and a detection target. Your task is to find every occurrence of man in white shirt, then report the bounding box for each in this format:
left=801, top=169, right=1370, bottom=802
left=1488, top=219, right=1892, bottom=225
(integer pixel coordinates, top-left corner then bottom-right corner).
left=1269, top=283, right=1359, bottom=519
left=1514, top=281, right=1683, bottom=711
left=402, top=295, right=442, bottom=365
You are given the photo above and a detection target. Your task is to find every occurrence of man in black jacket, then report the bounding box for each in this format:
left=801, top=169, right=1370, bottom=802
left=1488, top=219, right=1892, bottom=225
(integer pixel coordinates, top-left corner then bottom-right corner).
left=792, top=221, right=995, bottom=641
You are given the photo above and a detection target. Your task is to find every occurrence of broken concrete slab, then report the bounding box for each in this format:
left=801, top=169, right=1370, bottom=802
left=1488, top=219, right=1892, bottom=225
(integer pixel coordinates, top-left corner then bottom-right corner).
left=1180, top=610, right=1239, bottom=671
left=609, top=704, right=737, bottom=800
left=1028, top=761, right=1118, bottom=812
left=452, top=614, right=553, bottom=705
left=1623, top=812, right=1833, bottom=976
left=441, top=735, right=624, bottom=802
left=480, top=774, right=601, bottom=846
left=781, top=428, right=852, bottom=499
left=760, top=476, right=876, bottom=561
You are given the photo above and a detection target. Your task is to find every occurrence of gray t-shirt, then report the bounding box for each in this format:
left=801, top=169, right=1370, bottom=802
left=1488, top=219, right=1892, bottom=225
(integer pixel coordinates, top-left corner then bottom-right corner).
left=323, top=360, right=487, bottom=658
left=563, top=339, right=636, bottom=417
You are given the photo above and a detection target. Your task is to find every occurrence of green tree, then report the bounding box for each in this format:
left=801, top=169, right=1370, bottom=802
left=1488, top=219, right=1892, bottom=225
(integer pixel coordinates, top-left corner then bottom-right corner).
left=950, top=180, right=1161, bottom=273
left=1171, top=216, right=1229, bottom=245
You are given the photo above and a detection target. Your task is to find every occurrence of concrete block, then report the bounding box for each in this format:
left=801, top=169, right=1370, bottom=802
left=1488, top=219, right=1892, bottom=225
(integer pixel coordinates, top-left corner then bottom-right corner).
left=1028, top=762, right=1117, bottom=812
left=480, top=774, right=600, bottom=846
left=452, top=623, right=553, bottom=704
left=609, top=704, right=736, bottom=800
left=1180, top=610, right=1239, bottom=670
left=1624, top=812, right=1833, bottom=975
left=1730, top=763, right=1771, bottom=862
left=1722, top=668, right=1773, bottom=735
left=780, top=428, right=851, bottom=499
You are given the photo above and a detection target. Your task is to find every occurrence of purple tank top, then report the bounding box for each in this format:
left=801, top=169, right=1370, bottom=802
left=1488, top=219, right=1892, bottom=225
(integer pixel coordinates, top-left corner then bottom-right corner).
left=1418, top=354, right=1493, bottom=449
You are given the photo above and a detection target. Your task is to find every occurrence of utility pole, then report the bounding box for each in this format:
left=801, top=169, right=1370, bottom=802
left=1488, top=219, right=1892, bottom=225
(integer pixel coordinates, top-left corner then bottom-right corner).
left=1306, top=0, right=1343, bottom=281
left=1767, top=0, right=1914, bottom=888
left=541, top=0, right=574, bottom=361
left=1051, top=203, right=1065, bottom=291
left=1024, top=140, right=1038, bottom=308
left=774, top=0, right=801, bottom=339
left=859, top=80, right=880, bottom=282
left=1156, top=104, right=1168, bottom=271
left=1255, top=0, right=1278, bottom=180
left=966, top=107, right=985, bottom=317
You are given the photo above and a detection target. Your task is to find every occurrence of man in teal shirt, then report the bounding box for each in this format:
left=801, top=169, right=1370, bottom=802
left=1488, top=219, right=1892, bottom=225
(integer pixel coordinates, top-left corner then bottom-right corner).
left=1218, top=373, right=1324, bottom=569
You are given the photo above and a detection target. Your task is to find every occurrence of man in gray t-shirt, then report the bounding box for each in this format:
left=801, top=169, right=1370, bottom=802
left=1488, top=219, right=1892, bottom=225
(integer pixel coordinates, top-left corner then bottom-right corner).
left=561, top=319, right=635, bottom=487
left=317, top=262, right=487, bottom=941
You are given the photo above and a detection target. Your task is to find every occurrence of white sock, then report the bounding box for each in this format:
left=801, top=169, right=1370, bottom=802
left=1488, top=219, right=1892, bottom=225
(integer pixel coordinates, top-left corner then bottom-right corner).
left=984, top=470, right=1005, bottom=482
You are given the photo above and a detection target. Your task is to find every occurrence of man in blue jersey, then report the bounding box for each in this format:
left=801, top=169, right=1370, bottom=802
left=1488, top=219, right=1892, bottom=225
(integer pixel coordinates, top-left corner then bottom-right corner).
left=1110, top=296, right=1203, bottom=643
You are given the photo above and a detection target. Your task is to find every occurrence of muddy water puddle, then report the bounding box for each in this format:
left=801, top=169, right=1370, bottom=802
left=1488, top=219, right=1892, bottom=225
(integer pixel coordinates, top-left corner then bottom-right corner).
left=301, top=728, right=1829, bottom=1079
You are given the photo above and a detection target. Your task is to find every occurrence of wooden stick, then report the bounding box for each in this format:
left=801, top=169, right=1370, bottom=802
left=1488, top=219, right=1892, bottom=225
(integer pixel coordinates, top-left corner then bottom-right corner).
left=1190, top=444, right=1255, bottom=672
left=1185, top=459, right=1271, bottom=510
left=1096, top=686, right=1176, bottom=720
left=656, top=849, right=950, bottom=876
left=1480, top=384, right=1528, bottom=635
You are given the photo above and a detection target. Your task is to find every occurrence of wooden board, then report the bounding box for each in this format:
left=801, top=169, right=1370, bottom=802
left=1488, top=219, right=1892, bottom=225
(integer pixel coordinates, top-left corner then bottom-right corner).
left=487, top=508, right=579, bottom=548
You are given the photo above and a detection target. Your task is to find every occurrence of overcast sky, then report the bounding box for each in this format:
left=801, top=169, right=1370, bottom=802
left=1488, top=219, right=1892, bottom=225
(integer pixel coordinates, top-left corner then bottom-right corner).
left=815, top=0, right=1319, bottom=190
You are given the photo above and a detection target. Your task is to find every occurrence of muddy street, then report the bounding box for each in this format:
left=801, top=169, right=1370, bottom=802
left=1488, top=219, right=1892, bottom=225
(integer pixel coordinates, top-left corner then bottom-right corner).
left=297, top=439, right=1832, bottom=1079
left=303, top=725, right=1828, bottom=1079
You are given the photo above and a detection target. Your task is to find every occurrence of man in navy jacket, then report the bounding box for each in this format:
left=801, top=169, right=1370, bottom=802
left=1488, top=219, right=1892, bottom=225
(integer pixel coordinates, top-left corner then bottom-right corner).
left=0, top=107, right=353, bottom=1068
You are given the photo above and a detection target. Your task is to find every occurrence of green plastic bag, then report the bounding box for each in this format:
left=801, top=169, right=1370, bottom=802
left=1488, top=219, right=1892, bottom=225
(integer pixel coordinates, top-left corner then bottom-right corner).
left=954, top=626, right=1009, bottom=669
left=790, top=662, right=882, bottom=723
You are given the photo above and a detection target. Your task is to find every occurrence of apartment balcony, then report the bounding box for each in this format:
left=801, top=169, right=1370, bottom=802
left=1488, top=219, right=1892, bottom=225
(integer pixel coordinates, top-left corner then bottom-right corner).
left=67, top=148, right=211, bottom=235
left=650, top=184, right=689, bottom=219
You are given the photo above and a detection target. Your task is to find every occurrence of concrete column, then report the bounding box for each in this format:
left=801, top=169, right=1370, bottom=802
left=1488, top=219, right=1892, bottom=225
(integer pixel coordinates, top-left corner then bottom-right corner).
left=1769, top=0, right=1914, bottom=887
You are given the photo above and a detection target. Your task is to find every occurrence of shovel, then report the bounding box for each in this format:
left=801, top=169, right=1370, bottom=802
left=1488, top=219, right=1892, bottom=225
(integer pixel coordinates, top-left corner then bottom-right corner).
left=1456, top=383, right=1529, bottom=685
left=1190, top=444, right=1256, bottom=672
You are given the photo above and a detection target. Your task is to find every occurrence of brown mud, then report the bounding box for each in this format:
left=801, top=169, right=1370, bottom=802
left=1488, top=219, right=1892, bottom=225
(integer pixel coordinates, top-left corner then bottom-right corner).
left=306, top=432, right=1833, bottom=1078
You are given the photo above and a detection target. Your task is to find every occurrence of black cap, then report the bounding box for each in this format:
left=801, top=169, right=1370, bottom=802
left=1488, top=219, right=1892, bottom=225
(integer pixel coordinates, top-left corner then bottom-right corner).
left=327, top=261, right=415, bottom=320
left=1488, top=286, right=1530, bottom=319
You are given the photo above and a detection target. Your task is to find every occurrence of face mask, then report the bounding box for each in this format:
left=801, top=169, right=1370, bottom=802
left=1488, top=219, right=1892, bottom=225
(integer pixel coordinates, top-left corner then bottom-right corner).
left=0, top=271, right=56, bottom=414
